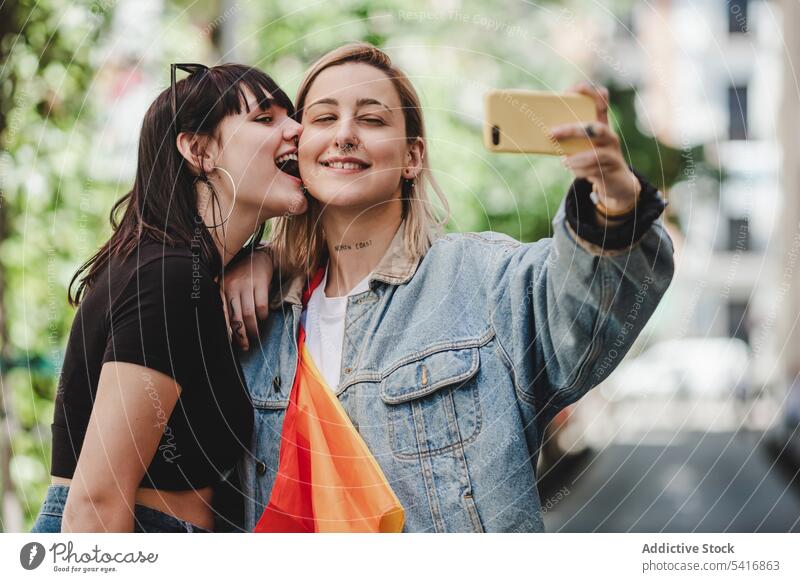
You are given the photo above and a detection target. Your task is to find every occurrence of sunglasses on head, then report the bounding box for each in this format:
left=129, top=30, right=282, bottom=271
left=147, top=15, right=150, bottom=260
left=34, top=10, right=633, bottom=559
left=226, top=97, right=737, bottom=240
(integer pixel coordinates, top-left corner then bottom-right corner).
left=170, top=63, right=209, bottom=137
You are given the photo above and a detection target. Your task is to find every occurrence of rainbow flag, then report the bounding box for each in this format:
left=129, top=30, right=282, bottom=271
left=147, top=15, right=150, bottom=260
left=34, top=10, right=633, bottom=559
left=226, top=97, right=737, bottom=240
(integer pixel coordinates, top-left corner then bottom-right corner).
left=254, top=270, right=404, bottom=533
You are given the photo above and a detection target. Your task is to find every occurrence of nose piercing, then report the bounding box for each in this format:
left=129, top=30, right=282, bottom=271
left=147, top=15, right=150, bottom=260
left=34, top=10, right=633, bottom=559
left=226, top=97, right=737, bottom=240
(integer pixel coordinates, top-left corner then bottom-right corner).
left=337, top=136, right=358, bottom=153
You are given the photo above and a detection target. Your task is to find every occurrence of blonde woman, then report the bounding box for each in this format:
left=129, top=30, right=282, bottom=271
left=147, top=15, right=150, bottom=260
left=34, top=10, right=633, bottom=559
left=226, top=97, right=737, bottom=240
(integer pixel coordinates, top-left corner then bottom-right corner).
left=225, top=43, right=673, bottom=532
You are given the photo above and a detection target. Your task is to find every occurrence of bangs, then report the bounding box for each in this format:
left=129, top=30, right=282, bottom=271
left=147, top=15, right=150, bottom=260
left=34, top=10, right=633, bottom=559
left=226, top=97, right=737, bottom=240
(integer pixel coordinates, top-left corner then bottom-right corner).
left=211, top=65, right=295, bottom=118
left=174, top=63, right=295, bottom=136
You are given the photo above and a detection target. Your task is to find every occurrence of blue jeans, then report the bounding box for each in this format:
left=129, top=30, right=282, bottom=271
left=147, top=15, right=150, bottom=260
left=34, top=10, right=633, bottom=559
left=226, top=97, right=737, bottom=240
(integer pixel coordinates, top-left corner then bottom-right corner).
left=31, top=485, right=209, bottom=533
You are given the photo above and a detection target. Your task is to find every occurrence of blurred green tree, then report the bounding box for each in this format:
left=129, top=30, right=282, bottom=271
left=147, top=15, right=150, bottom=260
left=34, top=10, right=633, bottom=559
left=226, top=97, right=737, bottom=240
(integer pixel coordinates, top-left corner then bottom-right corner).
left=0, top=0, right=112, bottom=531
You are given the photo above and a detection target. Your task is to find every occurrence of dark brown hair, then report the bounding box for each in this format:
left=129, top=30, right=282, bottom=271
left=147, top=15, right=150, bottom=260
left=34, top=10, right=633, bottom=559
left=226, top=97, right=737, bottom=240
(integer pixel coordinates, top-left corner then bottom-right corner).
left=69, top=64, right=293, bottom=305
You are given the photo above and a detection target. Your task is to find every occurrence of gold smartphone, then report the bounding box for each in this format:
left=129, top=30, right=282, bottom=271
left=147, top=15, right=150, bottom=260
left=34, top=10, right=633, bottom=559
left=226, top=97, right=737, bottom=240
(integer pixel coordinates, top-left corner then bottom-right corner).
left=483, top=89, right=598, bottom=155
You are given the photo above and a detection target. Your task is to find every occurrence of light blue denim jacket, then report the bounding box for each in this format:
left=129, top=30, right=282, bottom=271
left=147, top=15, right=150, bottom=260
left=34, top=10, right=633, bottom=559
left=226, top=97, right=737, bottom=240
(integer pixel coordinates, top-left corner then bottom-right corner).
left=239, top=194, right=674, bottom=532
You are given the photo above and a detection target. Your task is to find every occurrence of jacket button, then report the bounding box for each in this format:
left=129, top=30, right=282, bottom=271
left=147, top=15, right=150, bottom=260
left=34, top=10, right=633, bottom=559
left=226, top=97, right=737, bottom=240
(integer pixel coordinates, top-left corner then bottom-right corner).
left=256, top=461, right=267, bottom=476
left=272, top=376, right=281, bottom=392
left=344, top=367, right=352, bottom=375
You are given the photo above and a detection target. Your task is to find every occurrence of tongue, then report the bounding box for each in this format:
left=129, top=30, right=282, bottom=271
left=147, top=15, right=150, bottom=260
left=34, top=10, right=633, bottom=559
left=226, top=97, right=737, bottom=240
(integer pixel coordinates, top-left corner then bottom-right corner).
left=278, top=159, right=300, bottom=179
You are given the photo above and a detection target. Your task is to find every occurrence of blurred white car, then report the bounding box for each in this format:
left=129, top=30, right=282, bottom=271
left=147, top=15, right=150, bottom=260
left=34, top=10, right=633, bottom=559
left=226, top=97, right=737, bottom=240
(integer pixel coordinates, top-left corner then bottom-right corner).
left=598, top=337, right=751, bottom=401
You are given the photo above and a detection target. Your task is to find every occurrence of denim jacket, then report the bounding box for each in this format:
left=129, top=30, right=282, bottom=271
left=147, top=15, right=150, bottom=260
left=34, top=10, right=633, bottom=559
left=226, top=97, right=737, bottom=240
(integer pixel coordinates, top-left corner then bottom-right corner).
left=239, top=177, right=674, bottom=532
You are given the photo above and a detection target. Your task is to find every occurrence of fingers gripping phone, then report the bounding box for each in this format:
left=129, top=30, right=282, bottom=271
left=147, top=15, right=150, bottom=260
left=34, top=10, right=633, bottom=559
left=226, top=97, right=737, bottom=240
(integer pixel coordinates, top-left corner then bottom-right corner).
left=484, top=89, right=597, bottom=155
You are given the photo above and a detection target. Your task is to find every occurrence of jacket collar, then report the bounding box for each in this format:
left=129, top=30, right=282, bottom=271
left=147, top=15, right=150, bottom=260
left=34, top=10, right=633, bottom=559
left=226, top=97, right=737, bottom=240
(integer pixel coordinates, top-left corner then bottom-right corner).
left=276, top=220, right=420, bottom=307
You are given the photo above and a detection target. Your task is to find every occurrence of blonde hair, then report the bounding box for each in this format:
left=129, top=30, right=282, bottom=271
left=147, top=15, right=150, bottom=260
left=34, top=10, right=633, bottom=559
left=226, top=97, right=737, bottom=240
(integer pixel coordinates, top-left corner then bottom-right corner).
left=268, top=42, right=450, bottom=277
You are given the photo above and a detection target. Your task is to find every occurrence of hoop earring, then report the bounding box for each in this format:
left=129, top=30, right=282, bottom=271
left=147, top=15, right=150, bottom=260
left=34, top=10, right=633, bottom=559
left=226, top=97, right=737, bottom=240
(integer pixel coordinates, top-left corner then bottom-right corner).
left=196, top=165, right=237, bottom=228
left=213, top=165, right=237, bottom=224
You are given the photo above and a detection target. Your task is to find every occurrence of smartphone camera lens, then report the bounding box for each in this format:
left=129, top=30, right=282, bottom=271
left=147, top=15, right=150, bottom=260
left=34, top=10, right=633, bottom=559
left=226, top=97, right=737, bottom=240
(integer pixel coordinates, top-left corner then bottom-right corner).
left=491, top=125, right=500, bottom=146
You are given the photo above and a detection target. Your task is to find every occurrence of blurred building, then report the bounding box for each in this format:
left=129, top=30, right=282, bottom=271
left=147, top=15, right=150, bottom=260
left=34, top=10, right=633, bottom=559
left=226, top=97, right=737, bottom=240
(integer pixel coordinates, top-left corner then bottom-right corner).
left=775, top=0, right=800, bottom=464
left=89, top=0, right=164, bottom=183
left=603, top=0, right=783, bottom=399
left=89, top=0, right=235, bottom=183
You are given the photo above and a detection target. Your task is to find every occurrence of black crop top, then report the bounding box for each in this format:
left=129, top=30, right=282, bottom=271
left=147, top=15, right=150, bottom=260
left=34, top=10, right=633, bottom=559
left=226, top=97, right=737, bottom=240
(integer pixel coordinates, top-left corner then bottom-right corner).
left=51, top=239, right=253, bottom=491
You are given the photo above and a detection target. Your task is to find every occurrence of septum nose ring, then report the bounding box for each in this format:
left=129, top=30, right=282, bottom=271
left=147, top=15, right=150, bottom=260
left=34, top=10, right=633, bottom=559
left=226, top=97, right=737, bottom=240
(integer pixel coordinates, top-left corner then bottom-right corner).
left=338, top=140, right=357, bottom=153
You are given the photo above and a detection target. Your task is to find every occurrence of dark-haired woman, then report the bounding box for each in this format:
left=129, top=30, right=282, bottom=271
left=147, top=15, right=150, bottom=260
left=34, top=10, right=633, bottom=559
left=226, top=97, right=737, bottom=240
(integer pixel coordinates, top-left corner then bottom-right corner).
left=31, top=63, right=305, bottom=533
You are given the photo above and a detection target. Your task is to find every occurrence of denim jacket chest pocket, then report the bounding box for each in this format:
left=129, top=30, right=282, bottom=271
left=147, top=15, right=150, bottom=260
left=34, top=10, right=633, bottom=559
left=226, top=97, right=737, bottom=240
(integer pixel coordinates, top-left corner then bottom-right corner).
left=245, top=306, right=300, bottom=411
left=248, top=360, right=291, bottom=410
left=379, top=343, right=483, bottom=460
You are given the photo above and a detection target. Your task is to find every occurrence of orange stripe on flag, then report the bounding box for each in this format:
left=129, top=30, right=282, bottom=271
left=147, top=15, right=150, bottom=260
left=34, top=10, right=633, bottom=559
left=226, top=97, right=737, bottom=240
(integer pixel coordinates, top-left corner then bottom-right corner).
left=255, top=271, right=404, bottom=532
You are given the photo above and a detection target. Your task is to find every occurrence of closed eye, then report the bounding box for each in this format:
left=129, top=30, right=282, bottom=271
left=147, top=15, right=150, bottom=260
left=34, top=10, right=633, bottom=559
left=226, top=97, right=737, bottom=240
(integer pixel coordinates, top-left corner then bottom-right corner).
left=313, top=115, right=336, bottom=123
left=359, top=116, right=385, bottom=125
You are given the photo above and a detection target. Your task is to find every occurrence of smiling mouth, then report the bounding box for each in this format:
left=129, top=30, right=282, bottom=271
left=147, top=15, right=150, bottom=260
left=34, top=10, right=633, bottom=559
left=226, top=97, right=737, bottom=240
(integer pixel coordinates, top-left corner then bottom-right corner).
left=275, top=152, right=300, bottom=179
left=320, top=160, right=371, bottom=171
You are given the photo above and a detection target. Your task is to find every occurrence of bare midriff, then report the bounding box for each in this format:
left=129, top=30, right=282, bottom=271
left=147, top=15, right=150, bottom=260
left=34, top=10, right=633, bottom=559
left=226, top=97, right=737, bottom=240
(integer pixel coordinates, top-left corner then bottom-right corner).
left=50, top=476, right=214, bottom=532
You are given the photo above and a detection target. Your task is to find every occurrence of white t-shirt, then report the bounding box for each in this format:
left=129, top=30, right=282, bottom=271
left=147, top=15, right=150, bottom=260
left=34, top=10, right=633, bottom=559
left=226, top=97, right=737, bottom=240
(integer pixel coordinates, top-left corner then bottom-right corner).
left=303, top=267, right=370, bottom=390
